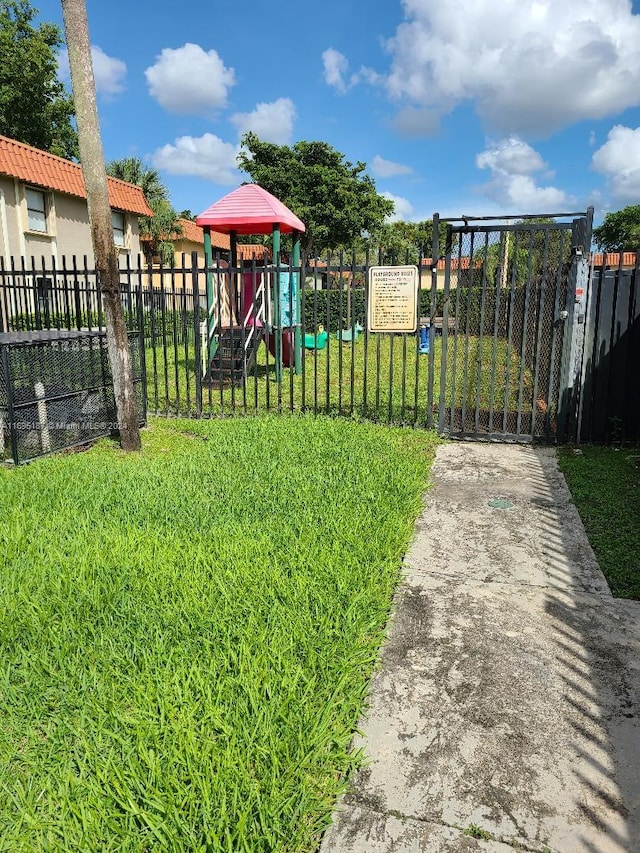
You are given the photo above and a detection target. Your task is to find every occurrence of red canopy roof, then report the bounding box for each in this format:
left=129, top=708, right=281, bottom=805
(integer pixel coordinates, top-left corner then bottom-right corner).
left=196, top=183, right=305, bottom=235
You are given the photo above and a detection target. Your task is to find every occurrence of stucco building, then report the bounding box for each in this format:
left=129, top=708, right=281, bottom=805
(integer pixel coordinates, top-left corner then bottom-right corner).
left=0, top=135, right=152, bottom=266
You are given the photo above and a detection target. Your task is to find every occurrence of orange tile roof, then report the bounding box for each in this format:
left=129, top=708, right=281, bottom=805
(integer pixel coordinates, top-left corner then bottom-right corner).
left=237, top=243, right=271, bottom=261
left=422, top=256, right=482, bottom=271
left=176, top=218, right=230, bottom=250
left=590, top=252, right=638, bottom=267
left=0, top=135, right=153, bottom=216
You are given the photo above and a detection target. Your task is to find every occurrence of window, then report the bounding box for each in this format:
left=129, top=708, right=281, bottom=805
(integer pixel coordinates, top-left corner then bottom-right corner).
left=26, top=188, right=47, bottom=232
left=112, top=211, right=126, bottom=247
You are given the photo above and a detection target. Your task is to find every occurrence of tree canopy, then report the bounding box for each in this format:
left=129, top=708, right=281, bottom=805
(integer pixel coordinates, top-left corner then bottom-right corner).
left=106, top=157, right=181, bottom=265
left=472, top=218, right=571, bottom=286
left=593, top=206, right=640, bottom=253
left=236, top=133, right=394, bottom=255
left=373, top=219, right=448, bottom=264
left=0, top=0, right=78, bottom=159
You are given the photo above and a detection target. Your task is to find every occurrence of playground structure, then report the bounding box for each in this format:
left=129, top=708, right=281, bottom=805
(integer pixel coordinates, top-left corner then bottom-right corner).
left=337, top=322, right=363, bottom=343
left=304, top=325, right=328, bottom=350
left=195, top=184, right=306, bottom=387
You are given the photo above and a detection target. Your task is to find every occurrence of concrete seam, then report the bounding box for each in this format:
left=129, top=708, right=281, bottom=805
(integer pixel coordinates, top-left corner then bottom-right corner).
left=402, top=568, right=612, bottom=598
left=343, top=794, right=555, bottom=852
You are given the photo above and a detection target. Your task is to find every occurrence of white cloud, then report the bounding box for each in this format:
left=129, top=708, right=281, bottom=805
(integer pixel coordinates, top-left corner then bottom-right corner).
left=476, top=137, right=545, bottom=176
left=592, top=125, right=640, bottom=203
left=230, top=98, right=295, bottom=144
left=358, top=66, right=383, bottom=86
left=322, top=48, right=349, bottom=93
left=382, top=191, right=414, bottom=221
left=322, top=47, right=381, bottom=94
left=145, top=44, right=235, bottom=115
left=91, top=46, right=127, bottom=96
left=150, top=134, right=239, bottom=184
left=383, top=0, right=640, bottom=136
left=371, top=155, right=412, bottom=178
left=477, top=137, right=572, bottom=211
left=58, top=46, right=126, bottom=97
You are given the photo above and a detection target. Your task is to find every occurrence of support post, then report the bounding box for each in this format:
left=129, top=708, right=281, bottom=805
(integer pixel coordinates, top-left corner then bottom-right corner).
left=192, top=251, right=203, bottom=415
left=272, top=223, right=281, bottom=381
left=230, top=230, right=239, bottom=325
left=35, top=381, right=51, bottom=454
left=293, top=230, right=301, bottom=375
left=203, top=226, right=215, bottom=362
left=558, top=207, right=594, bottom=443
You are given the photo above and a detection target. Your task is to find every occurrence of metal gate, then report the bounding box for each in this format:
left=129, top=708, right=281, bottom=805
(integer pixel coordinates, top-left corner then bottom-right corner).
left=430, top=210, right=593, bottom=442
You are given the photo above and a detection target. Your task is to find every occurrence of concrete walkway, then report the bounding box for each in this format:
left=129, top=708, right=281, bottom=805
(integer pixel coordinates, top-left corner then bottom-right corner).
left=321, top=443, right=640, bottom=853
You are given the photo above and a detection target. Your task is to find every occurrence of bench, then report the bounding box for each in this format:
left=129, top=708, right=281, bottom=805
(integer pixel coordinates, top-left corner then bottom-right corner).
left=419, top=316, right=456, bottom=332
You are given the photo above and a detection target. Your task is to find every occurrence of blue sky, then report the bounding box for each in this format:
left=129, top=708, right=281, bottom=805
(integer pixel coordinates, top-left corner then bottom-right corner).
left=37, top=0, right=640, bottom=226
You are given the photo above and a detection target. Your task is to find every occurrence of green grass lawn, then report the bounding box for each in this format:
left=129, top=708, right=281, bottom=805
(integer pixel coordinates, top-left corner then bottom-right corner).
left=0, top=416, right=439, bottom=851
left=558, top=446, right=640, bottom=599
left=144, top=332, right=534, bottom=426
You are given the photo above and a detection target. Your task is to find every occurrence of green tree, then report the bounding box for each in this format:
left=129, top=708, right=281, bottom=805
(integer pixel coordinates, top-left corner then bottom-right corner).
left=237, top=133, right=394, bottom=255
left=472, top=218, right=572, bottom=287
left=106, top=157, right=181, bottom=265
left=373, top=219, right=448, bottom=264
left=593, top=206, right=640, bottom=252
left=0, top=0, right=78, bottom=159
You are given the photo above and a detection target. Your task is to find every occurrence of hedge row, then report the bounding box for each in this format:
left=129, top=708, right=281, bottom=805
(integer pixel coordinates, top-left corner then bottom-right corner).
left=9, top=311, right=100, bottom=332
left=301, top=287, right=497, bottom=333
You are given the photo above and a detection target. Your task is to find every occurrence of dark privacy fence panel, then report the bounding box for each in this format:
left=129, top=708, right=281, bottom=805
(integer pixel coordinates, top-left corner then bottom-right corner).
left=579, top=259, right=640, bottom=444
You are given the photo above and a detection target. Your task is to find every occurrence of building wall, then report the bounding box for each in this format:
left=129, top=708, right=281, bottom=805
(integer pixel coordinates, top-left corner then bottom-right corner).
left=0, top=176, right=20, bottom=263
left=173, top=237, right=206, bottom=267
left=0, top=176, right=143, bottom=267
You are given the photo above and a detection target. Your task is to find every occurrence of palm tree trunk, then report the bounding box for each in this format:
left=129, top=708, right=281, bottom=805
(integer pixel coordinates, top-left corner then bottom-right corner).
left=61, top=0, right=141, bottom=451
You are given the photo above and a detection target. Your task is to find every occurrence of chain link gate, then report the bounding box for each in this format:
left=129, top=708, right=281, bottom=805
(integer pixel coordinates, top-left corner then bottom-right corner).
left=428, top=210, right=593, bottom=442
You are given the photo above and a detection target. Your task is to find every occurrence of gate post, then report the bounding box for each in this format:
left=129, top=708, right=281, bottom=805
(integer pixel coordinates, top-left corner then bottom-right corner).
left=438, top=223, right=454, bottom=434
left=427, top=214, right=439, bottom=429
left=557, top=208, right=593, bottom=442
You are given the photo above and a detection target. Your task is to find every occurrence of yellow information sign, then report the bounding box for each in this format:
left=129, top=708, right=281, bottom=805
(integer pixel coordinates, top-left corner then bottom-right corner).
left=367, top=265, right=419, bottom=333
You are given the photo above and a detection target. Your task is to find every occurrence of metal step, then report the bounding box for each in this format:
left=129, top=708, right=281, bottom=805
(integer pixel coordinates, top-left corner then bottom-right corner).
left=203, top=325, right=263, bottom=389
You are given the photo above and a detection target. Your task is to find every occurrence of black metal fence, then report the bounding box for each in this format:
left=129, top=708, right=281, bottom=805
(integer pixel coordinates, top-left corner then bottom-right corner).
left=0, top=329, right=145, bottom=463
left=3, top=209, right=635, bottom=447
